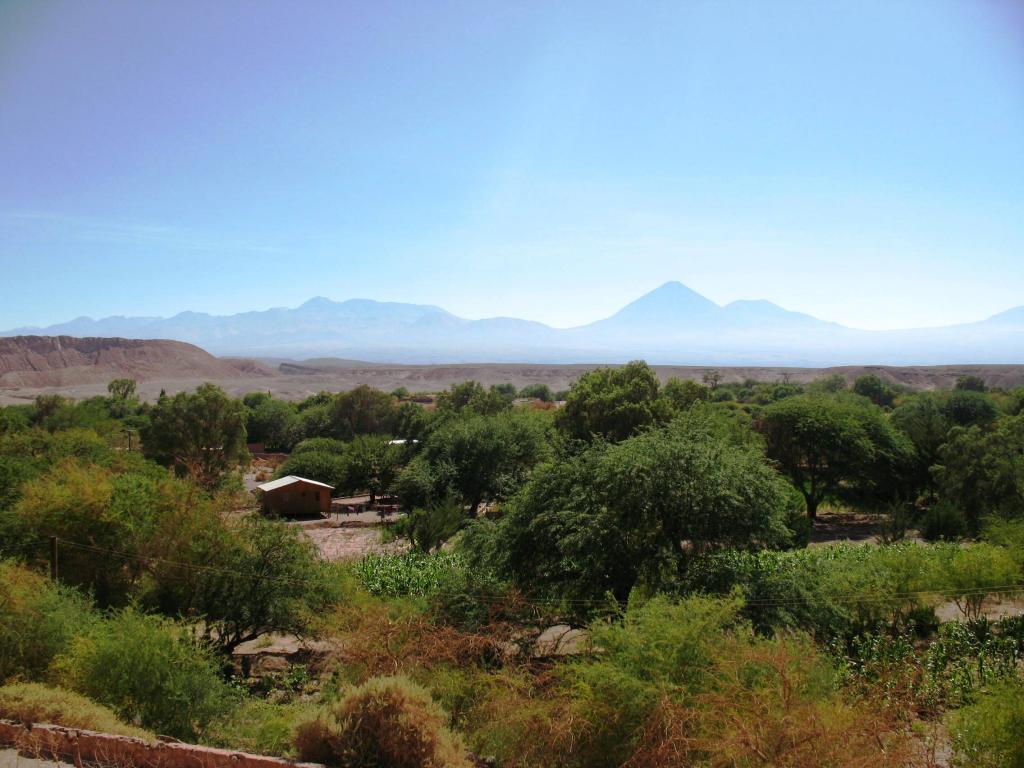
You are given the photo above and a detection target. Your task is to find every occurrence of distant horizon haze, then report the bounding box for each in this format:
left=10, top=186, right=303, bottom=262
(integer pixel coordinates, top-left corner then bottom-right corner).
left=5, top=280, right=1023, bottom=334
left=5, top=281, right=1022, bottom=367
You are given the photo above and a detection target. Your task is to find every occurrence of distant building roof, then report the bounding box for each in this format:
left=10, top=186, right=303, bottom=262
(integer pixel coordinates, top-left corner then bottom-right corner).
left=257, top=475, right=334, bottom=492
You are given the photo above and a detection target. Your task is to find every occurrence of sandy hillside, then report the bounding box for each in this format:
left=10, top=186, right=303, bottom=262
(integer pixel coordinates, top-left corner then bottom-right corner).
left=0, top=336, right=272, bottom=391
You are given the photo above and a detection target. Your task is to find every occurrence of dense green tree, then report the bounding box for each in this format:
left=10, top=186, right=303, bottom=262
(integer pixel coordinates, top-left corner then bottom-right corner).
left=852, top=374, right=896, bottom=408
left=556, top=360, right=669, bottom=443
left=107, top=378, right=138, bottom=401
left=338, top=435, right=405, bottom=503
left=105, top=379, right=139, bottom=418
left=660, top=378, right=711, bottom=411
left=1008, top=387, right=1024, bottom=416
left=492, top=383, right=518, bottom=399
left=292, top=436, right=347, bottom=455
left=891, top=394, right=951, bottom=497
left=393, top=401, right=432, bottom=441
left=809, top=374, right=848, bottom=393
left=141, top=384, right=248, bottom=489
left=518, top=383, right=554, bottom=402
left=274, top=450, right=348, bottom=489
left=0, top=405, right=32, bottom=436
left=298, top=403, right=333, bottom=439
left=469, top=411, right=792, bottom=601
left=298, top=391, right=334, bottom=411
left=328, top=385, right=398, bottom=440
left=435, top=380, right=512, bottom=416
left=954, top=375, right=988, bottom=392
left=392, top=496, right=466, bottom=553
left=54, top=608, right=231, bottom=739
left=181, top=516, right=339, bottom=654
left=932, top=414, right=1024, bottom=530
left=943, top=390, right=998, bottom=427
left=245, top=396, right=301, bottom=451
left=419, top=410, right=551, bottom=516
left=756, top=395, right=913, bottom=518
left=9, top=461, right=186, bottom=604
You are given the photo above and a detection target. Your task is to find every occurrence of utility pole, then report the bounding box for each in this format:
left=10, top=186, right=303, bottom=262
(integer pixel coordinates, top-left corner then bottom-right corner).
left=49, top=536, right=58, bottom=581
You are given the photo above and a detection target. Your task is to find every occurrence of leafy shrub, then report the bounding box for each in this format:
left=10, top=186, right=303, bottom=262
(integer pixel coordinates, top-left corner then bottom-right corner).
left=936, top=544, right=1021, bottom=620
left=0, top=560, right=97, bottom=682
left=274, top=450, right=348, bottom=489
left=206, top=699, right=317, bottom=757
left=920, top=502, right=969, bottom=541
left=180, top=515, right=340, bottom=654
left=355, top=552, right=466, bottom=597
left=950, top=677, right=1024, bottom=767
left=684, top=543, right=949, bottom=638
left=0, top=682, right=152, bottom=739
left=53, top=608, right=233, bottom=739
left=565, top=595, right=743, bottom=766
left=292, top=437, right=348, bottom=455
left=392, top=496, right=467, bottom=553
left=294, top=675, right=470, bottom=768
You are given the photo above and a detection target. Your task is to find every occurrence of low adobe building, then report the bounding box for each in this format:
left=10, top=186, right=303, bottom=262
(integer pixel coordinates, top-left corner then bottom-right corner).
left=257, top=475, right=333, bottom=518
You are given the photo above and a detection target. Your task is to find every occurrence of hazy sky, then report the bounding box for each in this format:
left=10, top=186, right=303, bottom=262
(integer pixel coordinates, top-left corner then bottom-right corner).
left=1, top=0, right=1022, bottom=331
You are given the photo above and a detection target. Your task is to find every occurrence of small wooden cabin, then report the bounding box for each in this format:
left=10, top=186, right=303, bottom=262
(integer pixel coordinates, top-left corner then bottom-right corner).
left=257, top=475, right=333, bottom=518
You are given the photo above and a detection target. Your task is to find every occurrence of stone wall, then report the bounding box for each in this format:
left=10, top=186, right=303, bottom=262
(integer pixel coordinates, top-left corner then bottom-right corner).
left=0, top=719, right=319, bottom=768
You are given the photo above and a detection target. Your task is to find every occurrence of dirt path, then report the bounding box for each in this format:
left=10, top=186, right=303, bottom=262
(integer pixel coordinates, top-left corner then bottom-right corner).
left=302, top=522, right=408, bottom=561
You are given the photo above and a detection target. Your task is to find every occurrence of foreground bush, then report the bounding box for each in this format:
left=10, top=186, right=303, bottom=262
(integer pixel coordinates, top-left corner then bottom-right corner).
left=950, top=677, right=1024, bottom=768
left=205, top=699, right=317, bottom=758
left=295, top=675, right=470, bottom=768
left=0, top=682, right=151, bottom=739
left=0, top=560, right=97, bottom=682
left=53, top=608, right=233, bottom=740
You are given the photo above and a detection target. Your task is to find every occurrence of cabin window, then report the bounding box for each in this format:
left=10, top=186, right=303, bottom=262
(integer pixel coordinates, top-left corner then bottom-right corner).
left=315, top=491, right=320, bottom=501
left=283, top=493, right=290, bottom=502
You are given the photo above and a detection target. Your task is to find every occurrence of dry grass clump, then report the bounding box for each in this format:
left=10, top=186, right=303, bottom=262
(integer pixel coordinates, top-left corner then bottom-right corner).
left=626, top=643, right=921, bottom=768
left=0, top=682, right=153, bottom=740
left=294, top=675, right=470, bottom=768
left=326, top=599, right=509, bottom=681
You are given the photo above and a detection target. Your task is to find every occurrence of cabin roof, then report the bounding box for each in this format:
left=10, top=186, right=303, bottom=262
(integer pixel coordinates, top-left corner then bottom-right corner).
left=257, top=475, right=334, bottom=492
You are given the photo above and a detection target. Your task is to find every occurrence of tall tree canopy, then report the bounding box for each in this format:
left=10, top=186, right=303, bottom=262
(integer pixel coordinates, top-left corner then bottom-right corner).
left=933, top=414, right=1024, bottom=531
left=556, top=360, right=669, bottom=443
left=756, top=394, right=913, bottom=518
left=467, top=411, right=793, bottom=601
left=399, top=410, right=551, bottom=516
left=141, top=384, right=248, bottom=489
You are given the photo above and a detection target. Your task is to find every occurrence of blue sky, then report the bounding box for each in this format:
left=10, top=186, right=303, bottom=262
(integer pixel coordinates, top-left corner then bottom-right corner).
left=1, top=0, right=1022, bottom=331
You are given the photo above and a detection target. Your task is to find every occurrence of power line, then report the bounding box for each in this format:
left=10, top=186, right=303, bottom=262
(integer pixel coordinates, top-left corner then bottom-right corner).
left=11, top=536, right=1024, bottom=614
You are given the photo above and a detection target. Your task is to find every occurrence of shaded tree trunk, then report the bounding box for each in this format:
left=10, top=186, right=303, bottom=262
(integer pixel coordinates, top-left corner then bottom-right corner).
left=805, top=494, right=818, bottom=519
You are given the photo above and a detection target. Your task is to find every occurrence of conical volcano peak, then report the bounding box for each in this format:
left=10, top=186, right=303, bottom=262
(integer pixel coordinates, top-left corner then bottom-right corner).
left=602, top=281, right=720, bottom=327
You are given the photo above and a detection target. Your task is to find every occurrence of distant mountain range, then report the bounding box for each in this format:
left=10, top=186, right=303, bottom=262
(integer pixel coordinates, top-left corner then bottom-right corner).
left=4, top=282, right=1022, bottom=365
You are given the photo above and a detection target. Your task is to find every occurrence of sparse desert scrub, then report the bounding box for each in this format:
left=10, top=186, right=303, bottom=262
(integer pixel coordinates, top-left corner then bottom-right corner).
left=294, top=675, right=471, bottom=768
